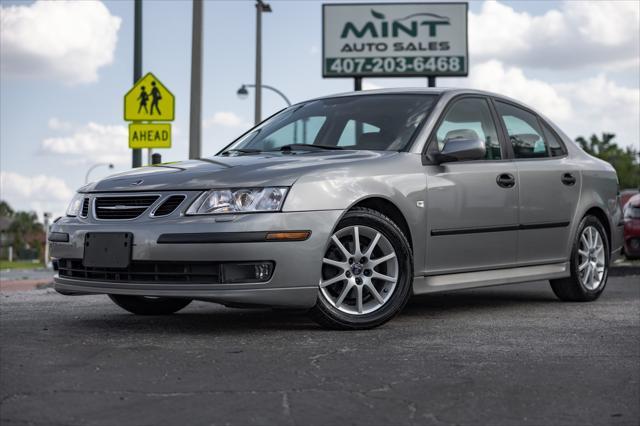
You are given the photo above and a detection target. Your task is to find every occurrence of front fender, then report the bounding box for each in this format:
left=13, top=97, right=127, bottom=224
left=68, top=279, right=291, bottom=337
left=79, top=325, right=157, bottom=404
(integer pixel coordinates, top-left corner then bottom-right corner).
left=283, top=153, right=428, bottom=272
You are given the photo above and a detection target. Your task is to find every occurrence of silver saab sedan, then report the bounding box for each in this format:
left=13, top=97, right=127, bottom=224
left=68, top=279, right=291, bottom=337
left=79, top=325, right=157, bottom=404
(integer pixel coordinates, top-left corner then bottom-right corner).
left=50, top=88, right=624, bottom=329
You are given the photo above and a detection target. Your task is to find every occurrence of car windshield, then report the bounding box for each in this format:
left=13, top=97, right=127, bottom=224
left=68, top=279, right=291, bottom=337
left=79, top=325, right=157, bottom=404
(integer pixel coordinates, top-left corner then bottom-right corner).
left=221, top=94, right=438, bottom=153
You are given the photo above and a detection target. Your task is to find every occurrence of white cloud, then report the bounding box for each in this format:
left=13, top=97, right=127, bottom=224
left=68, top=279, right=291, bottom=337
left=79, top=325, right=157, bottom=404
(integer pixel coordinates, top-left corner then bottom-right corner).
left=456, top=60, right=572, bottom=121
left=41, top=122, right=129, bottom=165
left=47, top=117, right=72, bottom=131
left=554, top=74, right=640, bottom=149
left=203, top=111, right=251, bottom=129
left=0, top=0, right=121, bottom=84
left=0, top=171, right=74, bottom=219
left=362, top=81, right=383, bottom=91
left=469, top=0, right=640, bottom=70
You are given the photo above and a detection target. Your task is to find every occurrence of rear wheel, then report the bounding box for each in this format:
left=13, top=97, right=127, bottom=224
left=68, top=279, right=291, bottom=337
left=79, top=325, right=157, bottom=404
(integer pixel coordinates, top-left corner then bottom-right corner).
left=108, top=295, right=192, bottom=315
left=550, top=215, right=609, bottom=301
left=309, top=207, right=413, bottom=330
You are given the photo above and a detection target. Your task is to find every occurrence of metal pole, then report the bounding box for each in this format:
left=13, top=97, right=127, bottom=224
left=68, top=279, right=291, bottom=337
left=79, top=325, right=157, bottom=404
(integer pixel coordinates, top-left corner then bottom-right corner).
left=254, top=2, right=262, bottom=125
left=354, top=77, right=363, bottom=141
left=428, top=76, right=436, bottom=87
left=354, top=77, right=362, bottom=91
left=132, top=0, right=143, bottom=168
left=43, top=213, right=50, bottom=267
left=189, top=0, right=203, bottom=159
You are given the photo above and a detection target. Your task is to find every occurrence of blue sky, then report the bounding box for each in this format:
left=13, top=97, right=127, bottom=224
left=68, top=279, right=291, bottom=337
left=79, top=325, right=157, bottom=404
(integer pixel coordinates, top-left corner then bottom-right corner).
left=1, top=0, right=639, bottom=218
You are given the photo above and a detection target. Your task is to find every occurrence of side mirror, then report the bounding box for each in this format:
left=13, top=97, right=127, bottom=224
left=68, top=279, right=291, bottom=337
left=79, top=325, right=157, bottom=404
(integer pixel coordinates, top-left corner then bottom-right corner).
left=428, top=138, right=486, bottom=164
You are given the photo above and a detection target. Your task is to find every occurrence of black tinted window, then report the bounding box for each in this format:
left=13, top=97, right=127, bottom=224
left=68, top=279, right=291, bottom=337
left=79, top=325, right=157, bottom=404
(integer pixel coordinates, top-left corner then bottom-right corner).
left=542, top=122, right=567, bottom=157
left=496, top=101, right=549, bottom=159
left=226, top=95, right=437, bottom=152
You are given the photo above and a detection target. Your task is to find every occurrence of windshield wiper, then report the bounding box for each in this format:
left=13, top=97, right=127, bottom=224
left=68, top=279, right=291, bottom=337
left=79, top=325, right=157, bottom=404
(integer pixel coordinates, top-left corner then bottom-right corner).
left=220, top=148, right=262, bottom=156
left=275, top=144, right=343, bottom=152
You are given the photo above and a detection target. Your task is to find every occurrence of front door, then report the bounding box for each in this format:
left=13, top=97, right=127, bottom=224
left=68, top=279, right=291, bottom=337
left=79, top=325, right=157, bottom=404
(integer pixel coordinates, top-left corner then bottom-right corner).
left=424, top=97, right=519, bottom=275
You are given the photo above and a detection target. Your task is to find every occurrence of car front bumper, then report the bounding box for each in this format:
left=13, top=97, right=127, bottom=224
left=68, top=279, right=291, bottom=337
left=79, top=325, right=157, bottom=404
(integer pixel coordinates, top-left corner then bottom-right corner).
left=49, top=210, right=344, bottom=308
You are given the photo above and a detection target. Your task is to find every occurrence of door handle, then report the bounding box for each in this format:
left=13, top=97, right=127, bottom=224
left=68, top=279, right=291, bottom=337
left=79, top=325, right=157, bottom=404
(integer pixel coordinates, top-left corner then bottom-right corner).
left=496, top=173, right=515, bottom=188
left=561, top=173, right=576, bottom=186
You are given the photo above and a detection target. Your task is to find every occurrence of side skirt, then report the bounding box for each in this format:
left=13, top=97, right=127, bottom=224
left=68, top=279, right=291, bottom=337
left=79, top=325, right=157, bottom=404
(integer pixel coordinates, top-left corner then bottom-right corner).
left=412, top=262, right=570, bottom=295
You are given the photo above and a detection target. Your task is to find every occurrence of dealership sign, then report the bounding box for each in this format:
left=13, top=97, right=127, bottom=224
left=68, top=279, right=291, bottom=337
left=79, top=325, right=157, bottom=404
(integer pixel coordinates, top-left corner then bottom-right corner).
left=323, top=3, right=468, bottom=77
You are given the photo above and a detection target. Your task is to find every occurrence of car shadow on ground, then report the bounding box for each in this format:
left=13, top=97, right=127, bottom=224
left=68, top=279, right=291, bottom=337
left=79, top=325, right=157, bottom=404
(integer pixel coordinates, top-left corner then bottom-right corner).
left=403, top=287, right=558, bottom=318
left=68, top=284, right=562, bottom=334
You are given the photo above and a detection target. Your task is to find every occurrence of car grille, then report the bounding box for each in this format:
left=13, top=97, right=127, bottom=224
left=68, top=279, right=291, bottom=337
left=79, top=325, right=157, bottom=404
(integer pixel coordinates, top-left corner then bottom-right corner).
left=94, top=195, right=159, bottom=219
left=80, top=198, right=90, bottom=217
left=57, top=259, right=222, bottom=284
left=153, top=195, right=186, bottom=217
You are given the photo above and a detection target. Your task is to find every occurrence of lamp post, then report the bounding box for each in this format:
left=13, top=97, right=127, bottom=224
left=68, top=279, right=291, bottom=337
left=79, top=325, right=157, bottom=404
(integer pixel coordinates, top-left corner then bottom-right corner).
left=254, top=0, right=272, bottom=125
left=237, top=84, right=291, bottom=107
left=85, top=163, right=114, bottom=184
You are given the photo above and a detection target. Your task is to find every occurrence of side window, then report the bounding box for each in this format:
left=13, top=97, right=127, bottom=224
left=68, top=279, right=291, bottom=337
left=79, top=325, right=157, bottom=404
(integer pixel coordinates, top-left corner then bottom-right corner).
left=337, top=120, right=382, bottom=148
left=542, top=122, right=567, bottom=157
left=495, top=102, right=549, bottom=159
left=434, top=98, right=502, bottom=160
left=262, top=116, right=326, bottom=150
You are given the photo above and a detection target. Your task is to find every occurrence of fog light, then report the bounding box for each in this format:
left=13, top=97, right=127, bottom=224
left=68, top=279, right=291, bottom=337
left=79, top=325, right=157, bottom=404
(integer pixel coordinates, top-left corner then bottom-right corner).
left=221, top=262, right=274, bottom=284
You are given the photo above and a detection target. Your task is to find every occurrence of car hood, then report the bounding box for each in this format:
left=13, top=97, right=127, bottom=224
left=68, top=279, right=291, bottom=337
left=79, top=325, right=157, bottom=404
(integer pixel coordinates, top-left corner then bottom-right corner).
left=83, top=150, right=398, bottom=192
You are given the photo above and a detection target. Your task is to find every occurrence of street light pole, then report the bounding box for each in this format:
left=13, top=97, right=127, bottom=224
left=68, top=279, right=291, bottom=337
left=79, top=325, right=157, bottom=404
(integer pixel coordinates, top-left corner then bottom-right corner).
left=85, top=163, right=114, bottom=184
left=237, top=84, right=291, bottom=107
left=189, top=0, right=204, bottom=159
left=254, top=0, right=272, bottom=125
left=132, top=0, right=143, bottom=168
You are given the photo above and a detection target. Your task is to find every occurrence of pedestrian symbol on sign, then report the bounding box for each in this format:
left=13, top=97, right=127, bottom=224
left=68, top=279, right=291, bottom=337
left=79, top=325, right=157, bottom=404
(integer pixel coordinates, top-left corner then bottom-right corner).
left=150, top=81, right=162, bottom=115
left=138, top=86, right=149, bottom=114
left=124, top=73, right=174, bottom=122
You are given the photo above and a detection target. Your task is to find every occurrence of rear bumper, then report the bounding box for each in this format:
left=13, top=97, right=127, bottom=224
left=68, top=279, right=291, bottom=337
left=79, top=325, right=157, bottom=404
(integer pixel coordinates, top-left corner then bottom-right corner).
left=50, top=210, right=343, bottom=308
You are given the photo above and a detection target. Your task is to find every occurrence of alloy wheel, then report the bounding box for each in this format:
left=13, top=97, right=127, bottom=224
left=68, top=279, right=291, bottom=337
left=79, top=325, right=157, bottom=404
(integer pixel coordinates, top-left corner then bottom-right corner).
left=320, top=225, right=398, bottom=315
left=577, top=225, right=606, bottom=290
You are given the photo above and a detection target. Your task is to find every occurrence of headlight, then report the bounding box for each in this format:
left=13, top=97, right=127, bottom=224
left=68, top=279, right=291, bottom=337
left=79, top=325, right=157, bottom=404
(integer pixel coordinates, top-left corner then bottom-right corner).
left=186, top=187, right=288, bottom=215
left=65, top=193, right=84, bottom=217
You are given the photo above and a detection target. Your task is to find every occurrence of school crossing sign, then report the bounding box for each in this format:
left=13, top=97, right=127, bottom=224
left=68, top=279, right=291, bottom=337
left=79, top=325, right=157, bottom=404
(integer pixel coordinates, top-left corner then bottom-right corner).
left=124, top=72, right=174, bottom=149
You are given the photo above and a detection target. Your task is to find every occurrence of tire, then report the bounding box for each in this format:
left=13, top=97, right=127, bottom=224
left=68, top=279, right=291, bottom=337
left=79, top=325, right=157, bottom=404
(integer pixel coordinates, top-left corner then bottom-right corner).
left=108, top=295, right=192, bottom=315
left=309, top=207, right=413, bottom=330
left=550, top=215, right=609, bottom=302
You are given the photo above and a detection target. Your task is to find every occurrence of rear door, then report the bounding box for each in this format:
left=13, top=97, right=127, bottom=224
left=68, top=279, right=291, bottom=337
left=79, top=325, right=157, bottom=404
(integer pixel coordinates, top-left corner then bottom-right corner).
left=493, top=100, right=581, bottom=264
left=424, top=96, right=519, bottom=274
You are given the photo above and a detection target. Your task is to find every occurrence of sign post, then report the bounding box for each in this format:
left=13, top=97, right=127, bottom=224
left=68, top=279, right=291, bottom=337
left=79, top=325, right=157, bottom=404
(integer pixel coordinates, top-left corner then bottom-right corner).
left=322, top=3, right=468, bottom=87
left=124, top=72, right=175, bottom=159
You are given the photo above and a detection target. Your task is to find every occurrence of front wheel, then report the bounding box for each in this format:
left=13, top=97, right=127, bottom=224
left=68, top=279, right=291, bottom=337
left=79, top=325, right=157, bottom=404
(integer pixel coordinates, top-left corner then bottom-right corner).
left=309, top=207, right=413, bottom=330
left=550, top=215, right=609, bottom=302
left=108, top=295, right=192, bottom=315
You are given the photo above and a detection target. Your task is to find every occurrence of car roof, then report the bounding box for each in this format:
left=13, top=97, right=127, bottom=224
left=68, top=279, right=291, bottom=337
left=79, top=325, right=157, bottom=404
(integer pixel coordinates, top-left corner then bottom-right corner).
left=307, top=87, right=530, bottom=109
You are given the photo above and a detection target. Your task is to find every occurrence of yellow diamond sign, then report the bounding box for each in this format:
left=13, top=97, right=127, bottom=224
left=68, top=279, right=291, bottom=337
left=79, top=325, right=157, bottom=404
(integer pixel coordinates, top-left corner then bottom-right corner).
left=124, top=72, right=174, bottom=122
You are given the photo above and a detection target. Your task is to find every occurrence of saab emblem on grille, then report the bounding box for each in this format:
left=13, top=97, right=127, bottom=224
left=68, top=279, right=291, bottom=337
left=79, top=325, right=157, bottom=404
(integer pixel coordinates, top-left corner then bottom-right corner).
left=130, top=179, right=144, bottom=186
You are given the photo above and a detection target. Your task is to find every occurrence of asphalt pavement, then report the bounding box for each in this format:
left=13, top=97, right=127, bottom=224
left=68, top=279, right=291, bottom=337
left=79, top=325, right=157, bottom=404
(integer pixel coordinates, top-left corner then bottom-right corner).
left=1, top=276, right=638, bottom=426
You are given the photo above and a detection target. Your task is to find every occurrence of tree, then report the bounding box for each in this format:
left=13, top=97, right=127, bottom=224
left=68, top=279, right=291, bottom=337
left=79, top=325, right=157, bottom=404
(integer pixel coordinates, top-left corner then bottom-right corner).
left=8, top=211, right=43, bottom=252
left=0, top=200, right=14, bottom=217
left=576, top=133, right=640, bottom=189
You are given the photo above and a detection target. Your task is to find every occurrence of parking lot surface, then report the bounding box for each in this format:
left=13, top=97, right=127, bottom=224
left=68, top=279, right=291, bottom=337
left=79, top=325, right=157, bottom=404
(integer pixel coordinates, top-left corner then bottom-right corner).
left=1, top=276, right=638, bottom=426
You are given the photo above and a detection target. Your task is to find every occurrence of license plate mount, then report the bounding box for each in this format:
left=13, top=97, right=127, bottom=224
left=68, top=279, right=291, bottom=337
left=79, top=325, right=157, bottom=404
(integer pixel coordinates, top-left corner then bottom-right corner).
left=83, top=232, right=133, bottom=268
